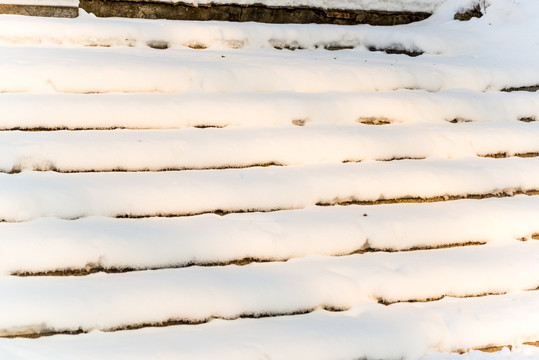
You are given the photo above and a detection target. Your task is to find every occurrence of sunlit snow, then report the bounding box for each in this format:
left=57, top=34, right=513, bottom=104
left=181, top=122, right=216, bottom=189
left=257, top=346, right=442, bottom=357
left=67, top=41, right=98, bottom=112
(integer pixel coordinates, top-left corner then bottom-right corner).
left=0, top=0, right=537, bottom=359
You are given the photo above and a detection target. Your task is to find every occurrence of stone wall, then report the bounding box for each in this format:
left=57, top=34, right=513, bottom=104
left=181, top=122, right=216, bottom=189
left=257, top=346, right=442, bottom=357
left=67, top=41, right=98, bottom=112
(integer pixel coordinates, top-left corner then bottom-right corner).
left=0, top=4, right=78, bottom=17
left=78, top=0, right=431, bottom=25
left=0, top=0, right=432, bottom=24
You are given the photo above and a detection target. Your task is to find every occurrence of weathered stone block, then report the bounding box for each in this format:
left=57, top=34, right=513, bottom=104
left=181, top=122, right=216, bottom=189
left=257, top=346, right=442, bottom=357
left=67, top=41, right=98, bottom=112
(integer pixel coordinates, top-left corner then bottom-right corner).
left=0, top=4, right=78, bottom=17
left=79, top=0, right=431, bottom=25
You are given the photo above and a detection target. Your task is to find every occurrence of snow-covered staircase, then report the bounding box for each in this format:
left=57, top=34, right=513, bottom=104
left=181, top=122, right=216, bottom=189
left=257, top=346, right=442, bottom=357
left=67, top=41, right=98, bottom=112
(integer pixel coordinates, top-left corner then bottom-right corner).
left=0, top=0, right=538, bottom=359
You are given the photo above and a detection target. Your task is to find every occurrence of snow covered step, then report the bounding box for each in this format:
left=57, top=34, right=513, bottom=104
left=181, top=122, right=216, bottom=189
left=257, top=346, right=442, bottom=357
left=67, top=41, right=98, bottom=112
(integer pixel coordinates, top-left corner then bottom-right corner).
left=0, top=291, right=537, bottom=358
left=1, top=91, right=536, bottom=130
left=1, top=157, right=538, bottom=221
left=1, top=44, right=538, bottom=94
left=0, top=0, right=533, bottom=62
left=1, top=123, right=538, bottom=173
left=0, top=1, right=78, bottom=18
left=0, top=9, right=451, bottom=49
left=2, top=196, right=539, bottom=275
left=1, top=241, right=538, bottom=336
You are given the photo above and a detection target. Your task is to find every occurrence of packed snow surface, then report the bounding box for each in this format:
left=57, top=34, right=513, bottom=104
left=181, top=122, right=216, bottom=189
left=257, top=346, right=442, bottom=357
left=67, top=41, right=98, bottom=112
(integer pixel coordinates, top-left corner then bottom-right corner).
left=1, top=157, right=538, bottom=221
left=0, top=91, right=537, bottom=130
left=0, top=0, right=537, bottom=359
left=1, top=242, right=538, bottom=334
left=1, top=123, right=538, bottom=172
left=0, top=292, right=537, bottom=359
left=1, top=196, right=538, bottom=274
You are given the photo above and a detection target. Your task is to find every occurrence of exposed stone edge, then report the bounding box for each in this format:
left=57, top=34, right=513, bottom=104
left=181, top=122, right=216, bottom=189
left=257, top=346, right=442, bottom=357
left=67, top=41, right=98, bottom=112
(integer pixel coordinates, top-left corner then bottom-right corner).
left=0, top=306, right=341, bottom=338
left=12, top=241, right=489, bottom=277
left=0, top=4, right=78, bottom=17
left=454, top=5, right=482, bottom=21
left=79, top=0, right=431, bottom=25
left=502, top=85, right=539, bottom=93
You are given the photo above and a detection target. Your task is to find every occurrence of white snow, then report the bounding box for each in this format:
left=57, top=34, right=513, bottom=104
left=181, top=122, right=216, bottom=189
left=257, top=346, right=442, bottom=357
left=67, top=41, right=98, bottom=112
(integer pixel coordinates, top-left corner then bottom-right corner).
left=0, top=241, right=538, bottom=336
left=0, top=157, right=538, bottom=221
left=0, top=195, right=537, bottom=274
left=0, top=123, right=538, bottom=172
left=0, top=0, right=537, bottom=358
left=0, top=43, right=536, bottom=94
left=0, top=91, right=537, bottom=130
left=0, top=292, right=537, bottom=359
left=0, top=0, right=538, bottom=94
